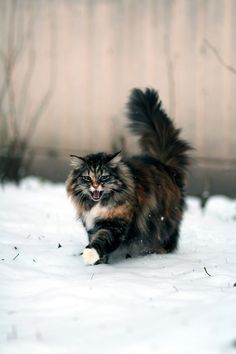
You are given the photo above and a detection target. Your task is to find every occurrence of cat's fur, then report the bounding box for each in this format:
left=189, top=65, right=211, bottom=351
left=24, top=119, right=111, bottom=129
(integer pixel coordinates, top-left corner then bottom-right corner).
left=66, top=88, right=192, bottom=265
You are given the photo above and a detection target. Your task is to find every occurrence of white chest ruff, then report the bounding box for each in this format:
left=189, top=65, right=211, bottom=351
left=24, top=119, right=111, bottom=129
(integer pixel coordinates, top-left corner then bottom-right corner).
left=82, top=204, right=108, bottom=231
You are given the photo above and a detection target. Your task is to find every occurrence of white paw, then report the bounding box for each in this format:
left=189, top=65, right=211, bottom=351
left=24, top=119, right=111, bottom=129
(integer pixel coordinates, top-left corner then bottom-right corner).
left=82, top=248, right=100, bottom=265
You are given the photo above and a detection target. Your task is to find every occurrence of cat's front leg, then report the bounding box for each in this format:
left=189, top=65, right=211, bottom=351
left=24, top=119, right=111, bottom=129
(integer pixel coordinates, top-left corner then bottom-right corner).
left=81, top=219, right=128, bottom=265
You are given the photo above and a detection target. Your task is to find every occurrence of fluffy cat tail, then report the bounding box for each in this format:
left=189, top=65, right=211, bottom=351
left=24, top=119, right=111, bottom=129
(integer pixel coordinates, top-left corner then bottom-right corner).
left=127, top=88, right=192, bottom=176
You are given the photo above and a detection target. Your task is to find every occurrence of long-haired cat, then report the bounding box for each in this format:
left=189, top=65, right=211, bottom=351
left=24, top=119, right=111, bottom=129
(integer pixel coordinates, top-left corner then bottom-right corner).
left=66, top=88, right=191, bottom=265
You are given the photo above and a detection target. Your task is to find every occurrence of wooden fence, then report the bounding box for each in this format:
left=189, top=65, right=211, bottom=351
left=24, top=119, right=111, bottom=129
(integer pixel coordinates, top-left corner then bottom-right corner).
left=0, top=0, right=236, bottom=194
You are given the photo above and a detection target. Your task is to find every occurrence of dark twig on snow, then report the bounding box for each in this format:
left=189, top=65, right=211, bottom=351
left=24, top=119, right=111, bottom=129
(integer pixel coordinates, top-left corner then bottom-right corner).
left=90, top=273, right=95, bottom=281
left=12, top=253, right=19, bottom=260
left=173, top=285, right=179, bottom=292
left=204, top=266, right=212, bottom=277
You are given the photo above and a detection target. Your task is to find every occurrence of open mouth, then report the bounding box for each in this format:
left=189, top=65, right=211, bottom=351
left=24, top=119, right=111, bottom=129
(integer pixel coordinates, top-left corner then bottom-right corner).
left=91, top=190, right=103, bottom=201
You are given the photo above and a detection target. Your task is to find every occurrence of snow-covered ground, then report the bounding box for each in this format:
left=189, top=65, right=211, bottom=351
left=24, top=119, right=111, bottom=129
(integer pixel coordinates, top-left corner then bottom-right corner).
left=0, top=178, right=236, bottom=354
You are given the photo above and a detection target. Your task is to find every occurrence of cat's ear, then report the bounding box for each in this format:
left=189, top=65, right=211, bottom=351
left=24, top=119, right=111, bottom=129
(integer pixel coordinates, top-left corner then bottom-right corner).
left=107, top=151, right=122, bottom=165
left=69, top=154, right=86, bottom=168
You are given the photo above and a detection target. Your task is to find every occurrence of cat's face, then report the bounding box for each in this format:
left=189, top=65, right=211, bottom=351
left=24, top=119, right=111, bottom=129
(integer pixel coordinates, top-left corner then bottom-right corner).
left=70, top=152, right=125, bottom=205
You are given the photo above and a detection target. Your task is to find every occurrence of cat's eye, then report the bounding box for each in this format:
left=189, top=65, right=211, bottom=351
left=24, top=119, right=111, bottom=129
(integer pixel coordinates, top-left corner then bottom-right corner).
left=100, top=175, right=110, bottom=182
left=81, top=176, right=91, bottom=182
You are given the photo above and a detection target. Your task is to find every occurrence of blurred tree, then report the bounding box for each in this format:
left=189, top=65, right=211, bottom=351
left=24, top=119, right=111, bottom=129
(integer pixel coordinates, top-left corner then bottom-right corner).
left=0, top=0, right=55, bottom=183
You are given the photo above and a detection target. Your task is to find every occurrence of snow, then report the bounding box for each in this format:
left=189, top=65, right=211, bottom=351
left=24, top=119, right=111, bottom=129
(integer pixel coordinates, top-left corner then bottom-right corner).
left=0, top=178, right=236, bottom=354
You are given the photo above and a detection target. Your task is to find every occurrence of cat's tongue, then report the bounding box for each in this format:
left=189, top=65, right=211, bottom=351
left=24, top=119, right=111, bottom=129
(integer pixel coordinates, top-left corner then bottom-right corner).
left=92, top=190, right=101, bottom=200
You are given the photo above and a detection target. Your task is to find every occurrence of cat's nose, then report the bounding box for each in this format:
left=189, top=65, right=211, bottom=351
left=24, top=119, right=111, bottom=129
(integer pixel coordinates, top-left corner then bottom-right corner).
left=93, top=182, right=99, bottom=189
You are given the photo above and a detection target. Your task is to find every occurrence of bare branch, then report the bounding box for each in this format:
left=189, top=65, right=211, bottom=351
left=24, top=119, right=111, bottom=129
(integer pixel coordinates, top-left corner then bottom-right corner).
left=204, top=38, right=236, bottom=75
left=0, top=0, right=57, bottom=153
left=7, top=72, right=19, bottom=138
left=0, top=78, right=8, bottom=111
left=0, top=51, right=9, bottom=112
left=18, top=12, right=36, bottom=127
left=14, top=4, right=35, bottom=65
left=0, top=0, right=21, bottom=139
left=26, top=89, right=53, bottom=140
left=6, top=0, right=23, bottom=68
left=25, top=0, right=57, bottom=142
left=0, top=50, right=7, bottom=63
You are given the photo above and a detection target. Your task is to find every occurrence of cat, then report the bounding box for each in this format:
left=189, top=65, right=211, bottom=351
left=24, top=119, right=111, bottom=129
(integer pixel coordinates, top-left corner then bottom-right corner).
left=66, top=88, right=192, bottom=265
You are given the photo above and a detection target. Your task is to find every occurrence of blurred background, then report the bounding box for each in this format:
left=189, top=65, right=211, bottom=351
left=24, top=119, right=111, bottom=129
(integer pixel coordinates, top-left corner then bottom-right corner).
left=0, top=0, right=235, bottom=198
